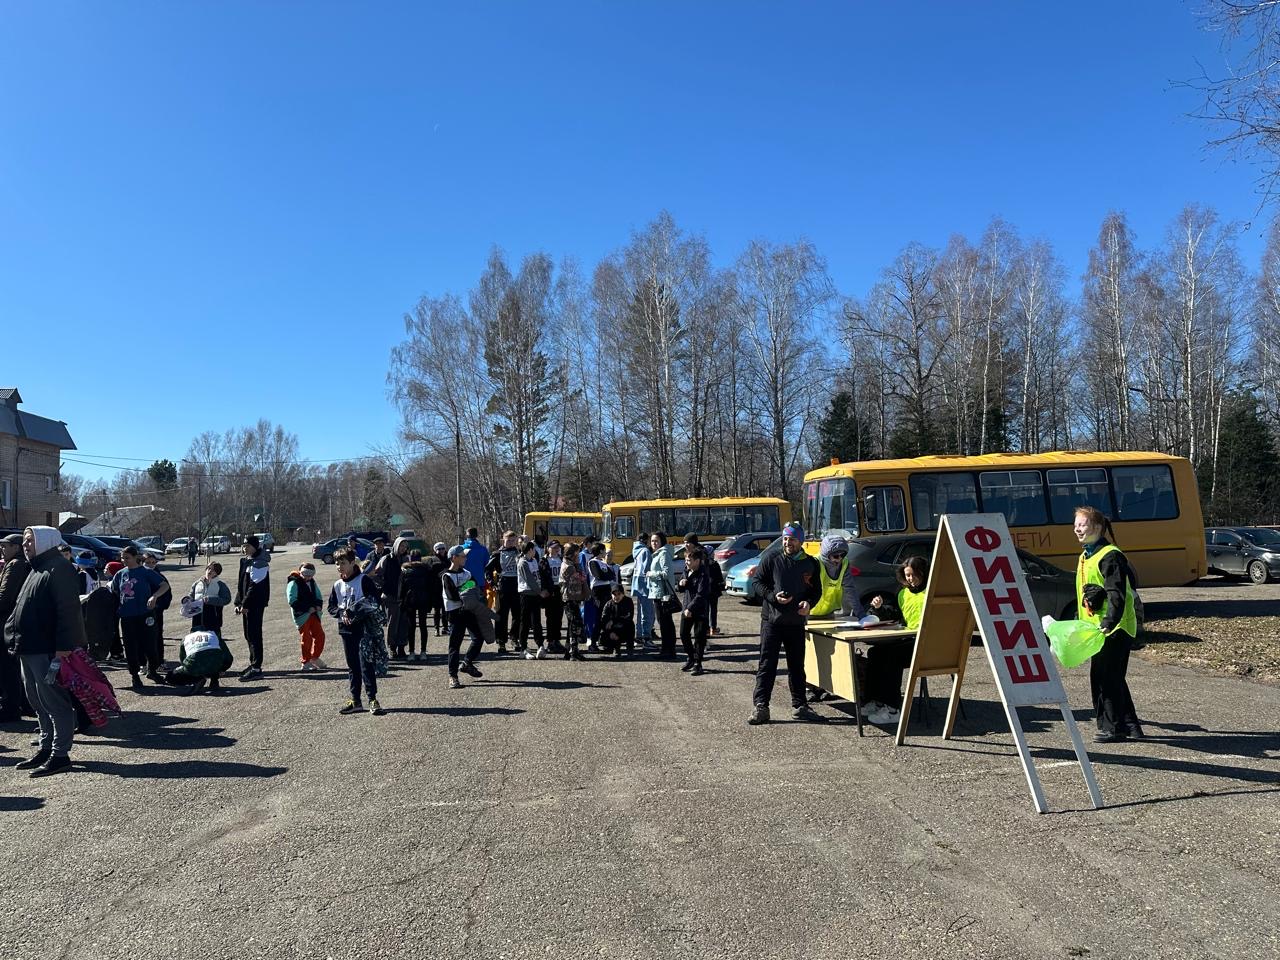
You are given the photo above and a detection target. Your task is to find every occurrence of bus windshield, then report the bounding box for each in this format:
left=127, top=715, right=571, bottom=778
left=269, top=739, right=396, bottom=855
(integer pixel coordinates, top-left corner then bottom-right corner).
left=806, top=477, right=858, bottom=539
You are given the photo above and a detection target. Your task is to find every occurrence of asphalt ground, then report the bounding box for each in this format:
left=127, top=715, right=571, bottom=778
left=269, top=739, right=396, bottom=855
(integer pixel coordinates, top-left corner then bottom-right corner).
left=1, top=545, right=1277, bottom=960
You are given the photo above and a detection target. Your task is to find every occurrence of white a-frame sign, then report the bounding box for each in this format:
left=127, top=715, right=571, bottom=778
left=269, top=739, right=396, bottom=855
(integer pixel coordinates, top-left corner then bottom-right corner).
left=895, top=513, right=1103, bottom=814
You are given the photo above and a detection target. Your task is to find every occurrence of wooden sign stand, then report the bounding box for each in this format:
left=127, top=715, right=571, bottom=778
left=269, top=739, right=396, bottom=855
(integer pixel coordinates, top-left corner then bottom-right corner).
left=895, top=513, right=1103, bottom=814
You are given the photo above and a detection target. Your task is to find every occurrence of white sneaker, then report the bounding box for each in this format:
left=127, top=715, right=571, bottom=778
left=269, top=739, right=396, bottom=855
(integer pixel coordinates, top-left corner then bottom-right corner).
left=300, top=661, right=315, bottom=672
left=312, top=658, right=328, bottom=671
left=867, top=705, right=901, bottom=725
left=524, top=649, right=537, bottom=660
left=536, top=645, right=548, bottom=660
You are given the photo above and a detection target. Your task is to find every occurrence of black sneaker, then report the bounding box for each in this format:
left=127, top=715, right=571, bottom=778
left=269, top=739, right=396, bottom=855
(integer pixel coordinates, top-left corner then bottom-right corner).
left=747, top=705, right=770, bottom=725
left=680, top=661, right=695, bottom=672
left=145, top=670, right=163, bottom=684
left=792, top=705, right=822, bottom=722
left=1095, top=730, right=1127, bottom=743
left=29, top=755, right=72, bottom=778
left=183, top=679, right=208, bottom=696
left=571, top=651, right=587, bottom=662
left=130, top=675, right=144, bottom=690
left=338, top=699, right=363, bottom=715
left=459, top=662, right=483, bottom=679
left=496, top=645, right=509, bottom=656
left=690, top=664, right=704, bottom=676
left=15, top=750, right=51, bottom=770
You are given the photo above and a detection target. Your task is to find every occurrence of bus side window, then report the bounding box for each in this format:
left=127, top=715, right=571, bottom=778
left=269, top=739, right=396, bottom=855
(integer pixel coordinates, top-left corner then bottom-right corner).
left=614, top=516, right=634, bottom=540
left=1047, top=468, right=1113, bottom=523
left=1112, top=465, right=1177, bottom=521
left=863, top=486, right=907, bottom=532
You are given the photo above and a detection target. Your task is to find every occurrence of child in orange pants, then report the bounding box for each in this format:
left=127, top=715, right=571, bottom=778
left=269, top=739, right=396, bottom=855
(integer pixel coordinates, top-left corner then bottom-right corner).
left=287, top=562, right=328, bottom=670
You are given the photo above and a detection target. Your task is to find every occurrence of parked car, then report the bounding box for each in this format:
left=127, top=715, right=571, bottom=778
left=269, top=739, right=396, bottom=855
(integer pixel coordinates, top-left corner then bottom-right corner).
left=711, top=531, right=781, bottom=578
left=134, top=535, right=164, bottom=551
left=63, top=533, right=122, bottom=569
left=343, top=530, right=390, bottom=546
left=725, top=537, right=783, bottom=600
left=314, top=536, right=373, bottom=564
left=253, top=532, right=275, bottom=552
left=166, top=537, right=196, bottom=555
left=201, top=535, right=231, bottom=554
left=95, top=535, right=163, bottom=562
left=1204, top=527, right=1280, bottom=584
left=726, top=533, right=1078, bottom=621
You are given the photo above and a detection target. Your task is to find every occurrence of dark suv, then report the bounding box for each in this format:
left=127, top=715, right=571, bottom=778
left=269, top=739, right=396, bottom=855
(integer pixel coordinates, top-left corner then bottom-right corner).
left=1204, top=527, right=1280, bottom=584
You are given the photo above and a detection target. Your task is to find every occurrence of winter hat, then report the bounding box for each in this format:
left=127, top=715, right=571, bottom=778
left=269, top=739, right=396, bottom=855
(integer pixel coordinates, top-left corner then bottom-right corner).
left=433, top=542, right=446, bottom=553
left=1, top=533, right=22, bottom=546
left=448, top=545, right=468, bottom=558
left=782, top=522, right=804, bottom=540
left=104, top=561, right=125, bottom=577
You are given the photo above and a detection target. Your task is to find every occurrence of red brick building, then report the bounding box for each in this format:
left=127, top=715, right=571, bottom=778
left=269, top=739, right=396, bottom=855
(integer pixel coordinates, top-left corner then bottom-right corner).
left=0, top=388, right=77, bottom=530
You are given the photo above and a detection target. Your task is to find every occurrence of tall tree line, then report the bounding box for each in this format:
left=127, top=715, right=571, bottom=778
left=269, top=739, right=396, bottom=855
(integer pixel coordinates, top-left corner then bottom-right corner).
left=393, top=208, right=1280, bottom=536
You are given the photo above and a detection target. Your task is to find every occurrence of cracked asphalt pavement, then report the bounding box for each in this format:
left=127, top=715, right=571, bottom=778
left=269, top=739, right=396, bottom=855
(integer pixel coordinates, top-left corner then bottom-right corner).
left=1, top=545, right=1277, bottom=959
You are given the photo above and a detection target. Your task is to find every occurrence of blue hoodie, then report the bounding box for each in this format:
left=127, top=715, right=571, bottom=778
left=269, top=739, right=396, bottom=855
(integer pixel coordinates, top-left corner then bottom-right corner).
left=463, top=536, right=490, bottom=586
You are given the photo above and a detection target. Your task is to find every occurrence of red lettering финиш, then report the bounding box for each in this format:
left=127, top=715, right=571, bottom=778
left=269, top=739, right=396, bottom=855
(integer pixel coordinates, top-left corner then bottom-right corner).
left=983, top=587, right=1026, bottom=616
left=1005, top=653, right=1049, bottom=684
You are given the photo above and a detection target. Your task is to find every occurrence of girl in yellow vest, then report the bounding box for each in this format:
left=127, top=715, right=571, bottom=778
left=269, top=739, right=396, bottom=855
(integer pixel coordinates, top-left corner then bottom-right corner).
left=1073, top=505, right=1143, bottom=742
left=865, top=556, right=929, bottom=725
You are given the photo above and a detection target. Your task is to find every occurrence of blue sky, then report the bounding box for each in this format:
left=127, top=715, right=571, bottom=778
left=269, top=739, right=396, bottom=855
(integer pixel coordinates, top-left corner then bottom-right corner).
left=0, top=1, right=1266, bottom=485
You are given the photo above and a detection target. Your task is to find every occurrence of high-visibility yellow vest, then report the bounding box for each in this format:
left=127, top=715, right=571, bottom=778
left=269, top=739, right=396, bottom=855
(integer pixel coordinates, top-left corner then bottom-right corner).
left=898, top=587, right=926, bottom=629
left=811, top=557, right=849, bottom=617
left=1076, top=543, right=1137, bottom=637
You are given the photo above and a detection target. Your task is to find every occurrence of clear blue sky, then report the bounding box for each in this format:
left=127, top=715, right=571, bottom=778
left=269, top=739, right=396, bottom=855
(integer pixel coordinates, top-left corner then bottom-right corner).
left=0, top=1, right=1265, bottom=485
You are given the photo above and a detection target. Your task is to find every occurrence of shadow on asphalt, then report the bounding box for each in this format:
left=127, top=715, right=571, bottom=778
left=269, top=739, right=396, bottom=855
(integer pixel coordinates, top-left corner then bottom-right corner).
left=75, top=759, right=288, bottom=779
left=0, top=796, right=45, bottom=811
left=386, top=706, right=526, bottom=717
left=475, top=680, right=620, bottom=690
left=76, top=711, right=237, bottom=751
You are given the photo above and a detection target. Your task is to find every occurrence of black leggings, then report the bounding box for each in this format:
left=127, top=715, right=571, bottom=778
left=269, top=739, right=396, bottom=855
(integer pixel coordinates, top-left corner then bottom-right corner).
left=517, top=594, right=543, bottom=649
left=402, top=603, right=430, bottom=654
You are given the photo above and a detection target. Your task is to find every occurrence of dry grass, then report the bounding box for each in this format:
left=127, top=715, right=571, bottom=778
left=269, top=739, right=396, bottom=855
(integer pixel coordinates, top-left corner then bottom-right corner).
left=1138, top=614, right=1280, bottom=684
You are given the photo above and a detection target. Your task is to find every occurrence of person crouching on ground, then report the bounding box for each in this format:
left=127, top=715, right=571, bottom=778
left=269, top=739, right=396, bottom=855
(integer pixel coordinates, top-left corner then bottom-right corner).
left=677, top=546, right=712, bottom=675
left=164, top=629, right=233, bottom=694
left=866, top=556, right=930, bottom=726
left=5, top=526, right=86, bottom=777
left=327, top=548, right=386, bottom=716
left=748, top=522, right=822, bottom=725
left=288, top=562, right=327, bottom=672
left=598, top=584, right=635, bottom=657
left=441, top=545, right=485, bottom=688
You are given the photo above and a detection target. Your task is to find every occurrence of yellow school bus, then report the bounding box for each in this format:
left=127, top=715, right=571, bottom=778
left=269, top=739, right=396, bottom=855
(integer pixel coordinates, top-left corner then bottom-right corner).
left=801, top=451, right=1206, bottom=587
left=522, top=511, right=600, bottom=542
left=602, top=497, right=793, bottom=564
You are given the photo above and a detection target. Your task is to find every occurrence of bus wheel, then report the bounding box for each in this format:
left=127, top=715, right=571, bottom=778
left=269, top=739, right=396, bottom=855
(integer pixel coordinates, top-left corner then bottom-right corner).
left=1248, top=560, right=1270, bottom=585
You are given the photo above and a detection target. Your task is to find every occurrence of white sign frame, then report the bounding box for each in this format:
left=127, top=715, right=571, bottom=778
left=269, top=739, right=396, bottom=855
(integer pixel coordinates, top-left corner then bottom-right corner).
left=895, top=513, right=1103, bottom=814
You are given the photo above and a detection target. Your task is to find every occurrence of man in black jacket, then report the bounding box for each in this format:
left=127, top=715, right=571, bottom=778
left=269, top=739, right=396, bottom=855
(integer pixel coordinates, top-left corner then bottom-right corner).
left=4, top=526, right=86, bottom=776
left=748, top=522, right=822, bottom=725
left=233, top=535, right=270, bottom=680
left=0, top=532, right=31, bottom=721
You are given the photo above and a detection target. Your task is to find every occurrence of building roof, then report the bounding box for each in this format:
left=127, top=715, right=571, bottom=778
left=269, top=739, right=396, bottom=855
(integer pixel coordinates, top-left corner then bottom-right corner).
left=0, top=387, right=76, bottom=450
left=81, top=504, right=164, bottom=536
